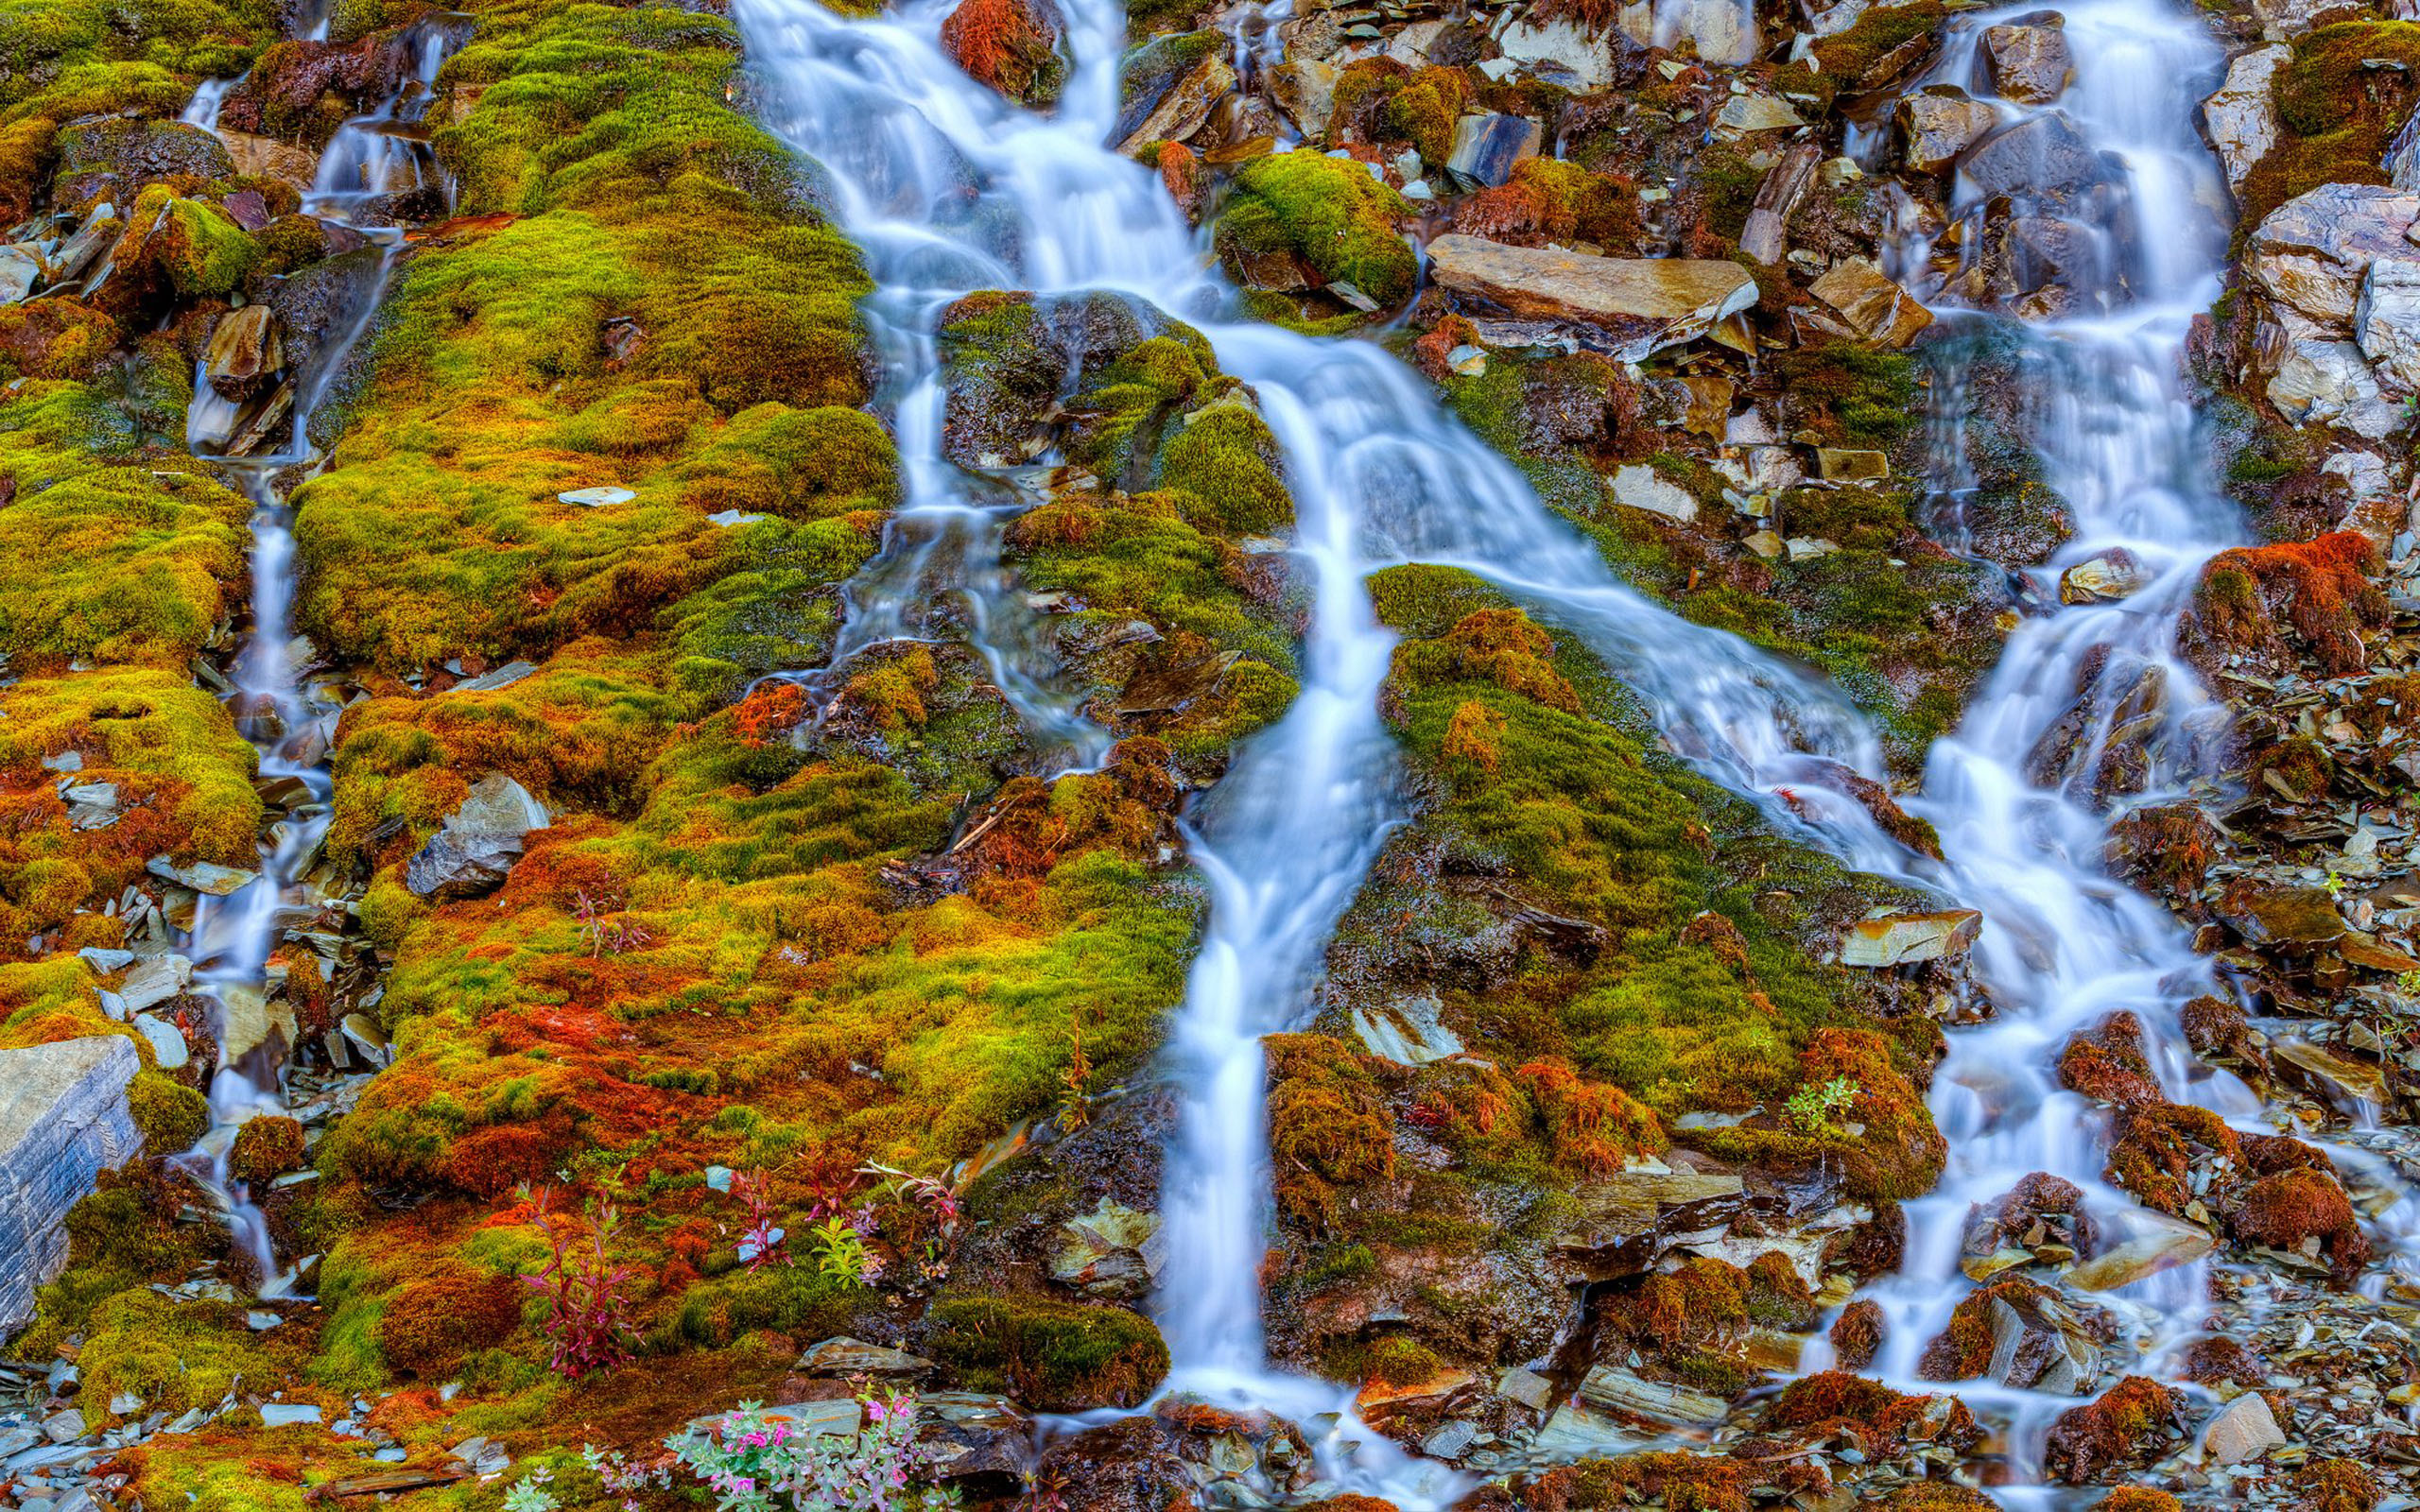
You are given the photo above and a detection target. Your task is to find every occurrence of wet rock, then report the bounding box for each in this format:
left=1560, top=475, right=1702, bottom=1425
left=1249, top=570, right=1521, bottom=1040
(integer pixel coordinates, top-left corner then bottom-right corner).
left=1962, top=1172, right=2095, bottom=1280
left=2058, top=549, right=2145, bottom=603
left=50, top=118, right=235, bottom=205
left=1607, top=463, right=1698, bottom=523
left=1575, top=1363, right=1728, bottom=1428
left=1445, top=113, right=1542, bottom=189
left=2247, top=184, right=2420, bottom=327
left=218, top=984, right=297, bottom=1067
left=217, top=129, right=320, bottom=194
left=916, top=1392, right=1033, bottom=1485
left=147, top=855, right=257, bottom=896
left=1031, top=1416, right=1193, bottom=1512
left=1737, top=142, right=1822, bottom=266
left=1839, top=908, right=1981, bottom=967
left=1050, top=1199, right=1165, bottom=1300
left=2201, top=43, right=2288, bottom=202
left=2059, top=1012, right=2163, bottom=1108
left=2268, top=334, right=2406, bottom=439
left=1115, top=39, right=1234, bottom=154
left=204, top=305, right=285, bottom=401
left=1979, top=18, right=2074, bottom=104
left=1960, top=111, right=2106, bottom=203
left=2044, top=1377, right=2182, bottom=1483
left=940, top=0, right=1067, bottom=108
left=2065, top=1210, right=2214, bottom=1292
left=1830, top=1297, right=1885, bottom=1369
left=800, top=1337, right=935, bottom=1378
left=1552, top=1168, right=1745, bottom=1276
left=1425, top=236, right=1756, bottom=361
left=1806, top=257, right=1933, bottom=348
left=1899, top=87, right=1999, bottom=175
left=1620, top=0, right=1758, bottom=67
left=0, top=1037, right=141, bottom=1337
left=1495, top=17, right=1616, bottom=92
left=1921, top=1277, right=2111, bottom=1393
left=2200, top=1388, right=2285, bottom=1465
left=49, top=206, right=124, bottom=285
left=1349, top=995, right=1464, bottom=1064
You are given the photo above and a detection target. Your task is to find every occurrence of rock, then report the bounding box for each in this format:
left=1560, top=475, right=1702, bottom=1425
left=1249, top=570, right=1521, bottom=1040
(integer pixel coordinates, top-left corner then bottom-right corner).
left=2200, top=1390, right=2284, bottom=1465
left=560, top=486, right=635, bottom=507
left=0, top=1038, right=142, bottom=1337
left=48, top=207, right=123, bottom=284
left=204, top=305, right=285, bottom=401
left=50, top=117, right=234, bottom=205
left=1553, top=1168, right=1745, bottom=1275
left=1349, top=995, right=1465, bottom=1065
left=2246, top=183, right=2420, bottom=327
left=1739, top=142, right=1822, bottom=265
left=1445, top=113, right=1541, bottom=189
left=131, top=1012, right=189, bottom=1071
left=917, top=1392, right=1034, bottom=1482
left=1495, top=17, right=1615, bottom=92
left=216, top=129, right=319, bottom=193
left=2066, top=1212, right=2215, bottom=1292
left=404, top=829, right=526, bottom=901
left=1115, top=48, right=1234, bottom=155
left=1621, top=0, right=1758, bottom=67
left=1576, top=1363, right=1729, bottom=1427
left=2355, top=259, right=2420, bottom=389
left=1607, top=464, right=1699, bottom=523
left=797, top=1337, right=935, bottom=1378
left=1899, top=88, right=1998, bottom=175
left=147, top=855, right=257, bottom=896
left=1032, top=1417, right=1193, bottom=1512
left=2269, top=335, right=2407, bottom=439
left=117, top=954, right=191, bottom=1014
left=0, top=244, right=43, bottom=304
left=2390, top=110, right=2420, bottom=192
left=1840, top=909, right=1982, bottom=967
left=1714, top=94, right=1803, bottom=135
left=1960, top=112, right=2105, bottom=202
left=337, top=1013, right=391, bottom=1069
left=2202, top=44, right=2288, bottom=200
left=446, top=772, right=550, bottom=838
left=1050, top=1200, right=1166, bottom=1299
left=1808, top=258, right=1933, bottom=349
left=455, top=660, right=537, bottom=693
left=218, top=984, right=296, bottom=1067
left=1425, top=235, right=1757, bottom=361
left=2058, top=549, right=2146, bottom=603
left=1815, top=448, right=1889, bottom=481
left=1979, top=20, right=2074, bottom=104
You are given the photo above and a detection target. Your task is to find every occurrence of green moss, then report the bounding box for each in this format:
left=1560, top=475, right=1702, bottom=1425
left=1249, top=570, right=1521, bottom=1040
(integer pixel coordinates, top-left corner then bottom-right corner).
left=2238, top=22, right=2420, bottom=232
left=78, top=1289, right=284, bottom=1417
left=158, top=197, right=259, bottom=298
left=926, top=1295, right=1170, bottom=1410
left=1216, top=150, right=1416, bottom=312
left=1808, top=0, right=1946, bottom=81
left=129, top=1071, right=208, bottom=1152
left=1157, top=401, right=1294, bottom=537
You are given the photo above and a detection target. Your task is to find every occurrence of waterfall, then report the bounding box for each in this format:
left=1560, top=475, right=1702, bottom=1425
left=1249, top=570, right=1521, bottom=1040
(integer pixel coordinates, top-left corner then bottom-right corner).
left=173, top=18, right=471, bottom=1300
left=735, top=0, right=2420, bottom=1500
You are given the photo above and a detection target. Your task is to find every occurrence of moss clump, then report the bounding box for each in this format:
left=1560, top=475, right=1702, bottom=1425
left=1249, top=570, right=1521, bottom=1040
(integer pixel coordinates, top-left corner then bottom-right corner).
left=157, top=196, right=259, bottom=298
left=2042, top=1376, right=2182, bottom=1484
left=1266, top=1033, right=1397, bottom=1228
left=1808, top=0, right=1946, bottom=84
left=939, top=0, right=1064, bottom=107
left=2189, top=532, right=2385, bottom=678
left=1157, top=401, right=1293, bottom=537
left=374, top=1261, right=527, bottom=1378
left=2238, top=22, right=2420, bottom=233
left=77, top=1289, right=286, bottom=1418
left=228, top=1115, right=308, bottom=1187
left=129, top=1072, right=209, bottom=1153
left=2230, top=1166, right=2371, bottom=1280
left=1215, top=150, right=1416, bottom=312
left=925, top=1295, right=1170, bottom=1411
left=1515, top=1453, right=1751, bottom=1512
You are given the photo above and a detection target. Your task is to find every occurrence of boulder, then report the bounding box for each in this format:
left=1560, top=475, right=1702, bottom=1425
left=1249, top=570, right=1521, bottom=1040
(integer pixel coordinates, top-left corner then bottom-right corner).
left=2200, top=1390, right=2284, bottom=1465
left=205, top=305, right=285, bottom=401
left=1115, top=44, right=1234, bottom=155
left=2269, top=334, right=2408, bottom=439
left=1808, top=257, right=1934, bottom=348
left=0, top=1038, right=142, bottom=1337
left=0, top=244, right=43, bottom=305
left=405, top=773, right=549, bottom=900
left=1841, top=909, right=1981, bottom=967
left=1050, top=1200, right=1166, bottom=1299
left=798, top=1337, right=936, bottom=1378
left=50, top=117, right=234, bottom=205
left=1495, top=17, right=1616, bottom=92
left=217, top=129, right=320, bottom=194
left=2356, top=259, right=2420, bottom=389
left=1979, top=19, right=2074, bottom=104
left=1961, top=111, right=2104, bottom=202
left=2201, top=44, right=2288, bottom=201
left=1425, top=235, right=1757, bottom=360
left=1445, top=112, right=1542, bottom=189
left=2390, top=111, right=2420, bottom=193
left=2058, top=549, right=2146, bottom=603
left=1899, top=88, right=1998, bottom=175
left=1621, top=0, right=1758, bottom=67
left=918, top=1392, right=1035, bottom=1484
left=2246, top=183, right=2420, bottom=327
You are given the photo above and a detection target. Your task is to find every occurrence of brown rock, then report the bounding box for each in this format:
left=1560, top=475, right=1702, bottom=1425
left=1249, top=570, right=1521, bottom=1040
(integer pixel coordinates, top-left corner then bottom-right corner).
left=1807, top=257, right=1933, bottom=348
left=1425, top=235, right=1758, bottom=361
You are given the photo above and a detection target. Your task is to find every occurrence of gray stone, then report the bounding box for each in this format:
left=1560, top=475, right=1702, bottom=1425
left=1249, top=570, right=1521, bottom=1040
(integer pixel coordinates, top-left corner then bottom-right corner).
left=0, top=1038, right=141, bottom=1337
left=1115, top=46, right=1235, bottom=155
left=1050, top=1200, right=1167, bottom=1299
left=916, top=1393, right=1034, bottom=1481
left=2201, top=1389, right=2284, bottom=1464
left=1426, top=235, right=1757, bottom=360
left=1607, top=463, right=1699, bottom=522
left=1981, top=1288, right=2101, bottom=1393
left=1576, top=1363, right=1728, bottom=1426
left=404, top=829, right=525, bottom=900
left=1979, top=22, right=2073, bottom=104
left=2202, top=44, right=2288, bottom=201
left=2057, top=550, right=2146, bottom=604
left=116, top=955, right=189, bottom=1014
left=445, top=772, right=550, bottom=839
left=75, top=948, right=134, bottom=974
left=1495, top=18, right=1615, bottom=92
left=338, top=1013, right=392, bottom=1070
left=2269, top=335, right=2407, bottom=438
left=797, top=1337, right=935, bottom=1377
left=1349, top=995, right=1466, bottom=1065
left=1841, top=909, right=1982, bottom=966
left=1960, top=111, right=2105, bottom=201
left=0, top=244, right=43, bottom=304
left=131, top=1012, right=189, bottom=1072
left=2390, top=109, right=2420, bottom=192
left=455, top=661, right=538, bottom=693
left=2356, top=259, right=2420, bottom=389
left=559, top=487, right=635, bottom=507
left=1445, top=113, right=1542, bottom=189
left=49, top=206, right=122, bottom=285
left=2247, top=183, right=2420, bottom=326
left=259, top=1403, right=321, bottom=1427
left=1713, top=94, right=1803, bottom=135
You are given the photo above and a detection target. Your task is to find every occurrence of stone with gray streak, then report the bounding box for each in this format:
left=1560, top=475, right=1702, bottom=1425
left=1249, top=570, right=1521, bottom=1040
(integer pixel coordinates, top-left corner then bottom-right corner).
left=0, top=1038, right=142, bottom=1337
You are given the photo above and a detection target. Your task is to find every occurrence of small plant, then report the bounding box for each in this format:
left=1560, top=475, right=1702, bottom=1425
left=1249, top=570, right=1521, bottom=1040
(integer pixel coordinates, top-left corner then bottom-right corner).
left=735, top=1168, right=788, bottom=1271
left=502, top=1467, right=558, bottom=1512
left=521, top=1188, right=640, bottom=1379
left=810, top=1214, right=878, bottom=1287
left=574, top=888, right=653, bottom=957
left=583, top=1443, right=676, bottom=1512
left=667, top=1392, right=960, bottom=1511
left=1786, top=1076, right=1859, bottom=1136
left=1056, top=1018, right=1094, bottom=1133
left=860, top=1161, right=962, bottom=1284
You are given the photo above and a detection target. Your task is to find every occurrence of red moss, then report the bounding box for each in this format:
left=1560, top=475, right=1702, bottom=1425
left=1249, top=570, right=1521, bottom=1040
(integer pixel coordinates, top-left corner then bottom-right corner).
left=2042, top=1376, right=2182, bottom=1484
left=2193, top=533, right=2387, bottom=677
left=2105, top=1102, right=2239, bottom=1216
left=441, top=1117, right=576, bottom=1199
left=227, top=1116, right=307, bottom=1188
left=939, top=0, right=1061, bottom=102
left=734, top=681, right=807, bottom=747
left=2104, top=803, right=2221, bottom=907
left=1410, top=315, right=1480, bottom=382
left=1799, top=1028, right=1946, bottom=1199
left=2057, top=1012, right=2162, bottom=1108
left=2096, top=1492, right=2184, bottom=1512
left=2180, top=995, right=2254, bottom=1066
left=2179, top=1335, right=2264, bottom=1388
left=2229, top=1166, right=2372, bottom=1280
left=1828, top=1298, right=1884, bottom=1370
left=375, top=1263, right=525, bottom=1378
left=1439, top=610, right=1581, bottom=712
left=1515, top=1058, right=1665, bottom=1176
left=2294, top=1458, right=2383, bottom=1512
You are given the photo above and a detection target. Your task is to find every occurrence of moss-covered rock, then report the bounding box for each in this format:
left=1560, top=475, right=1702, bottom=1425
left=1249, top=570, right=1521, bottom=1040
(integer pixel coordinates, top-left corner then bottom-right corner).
left=925, top=1294, right=1170, bottom=1410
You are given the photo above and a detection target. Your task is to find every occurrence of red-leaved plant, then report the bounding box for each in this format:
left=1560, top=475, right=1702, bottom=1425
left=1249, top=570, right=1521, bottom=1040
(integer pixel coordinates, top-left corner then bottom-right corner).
left=521, top=1186, right=639, bottom=1378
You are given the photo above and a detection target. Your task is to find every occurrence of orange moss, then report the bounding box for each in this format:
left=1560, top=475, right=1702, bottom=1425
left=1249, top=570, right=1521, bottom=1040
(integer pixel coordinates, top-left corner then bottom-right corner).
left=228, top=1116, right=307, bottom=1188
left=1266, top=1033, right=1396, bottom=1229
left=734, top=680, right=808, bottom=747
left=2230, top=1166, right=2372, bottom=1280
left=375, top=1262, right=526, bottom=1378
left=1798, top=1027, right=1945, bottom=1198
left=2194, top=533, right=2386, bottom=676
left=1436, top=610, right=1580, bottom=711
left=1441, top=698, right=1508, bottom=773
left=1514, top=1058, right=1665, bottom=1176
left=2294, top=1458, right=2383, bottom=1512
left=1763, top=1371, right=1981, bottom=1455
left=2042, top=1376, right=2181, bottom=1484
left=2105, top=1101, right=2239, bottom=1216
left=1828, top=1297, right=1883, bottom=1370
left=2057, top=1012, right=2161, bottom=1108
left=1520, top=1452, right=1751, bottom=1512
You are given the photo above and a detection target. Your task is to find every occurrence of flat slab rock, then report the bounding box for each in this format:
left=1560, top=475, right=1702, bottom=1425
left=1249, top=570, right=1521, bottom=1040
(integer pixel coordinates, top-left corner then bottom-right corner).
left=0, top=1037, right=142, bottom=1337
left=1425, top=235, right=1756, bottom=360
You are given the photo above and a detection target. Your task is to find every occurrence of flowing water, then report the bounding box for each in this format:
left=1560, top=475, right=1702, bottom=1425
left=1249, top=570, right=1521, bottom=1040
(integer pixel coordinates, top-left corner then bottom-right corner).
left=736, top=0, right=2414, bottom=1500
left=172, top=24, right=468, bottom=1297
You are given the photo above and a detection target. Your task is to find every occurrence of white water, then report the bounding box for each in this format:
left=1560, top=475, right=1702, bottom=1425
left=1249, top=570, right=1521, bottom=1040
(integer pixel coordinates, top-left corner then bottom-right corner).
left=739, top=0, right=2413, bottom=1499
left=172, top=21, right=469, bottom=1298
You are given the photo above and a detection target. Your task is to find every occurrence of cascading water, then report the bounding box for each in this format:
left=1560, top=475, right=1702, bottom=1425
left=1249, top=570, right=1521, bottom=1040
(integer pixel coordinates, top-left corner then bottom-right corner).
left=739, top=0, right=2420, bottom=1500
left=173, top=21, right=469, bottom=1298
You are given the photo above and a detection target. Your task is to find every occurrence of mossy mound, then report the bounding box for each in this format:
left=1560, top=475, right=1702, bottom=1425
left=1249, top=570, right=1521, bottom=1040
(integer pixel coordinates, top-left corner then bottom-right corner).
left=925, top=1294, right=1170, bottom=1411
left=1215, top=150, right=1417, bottom=318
